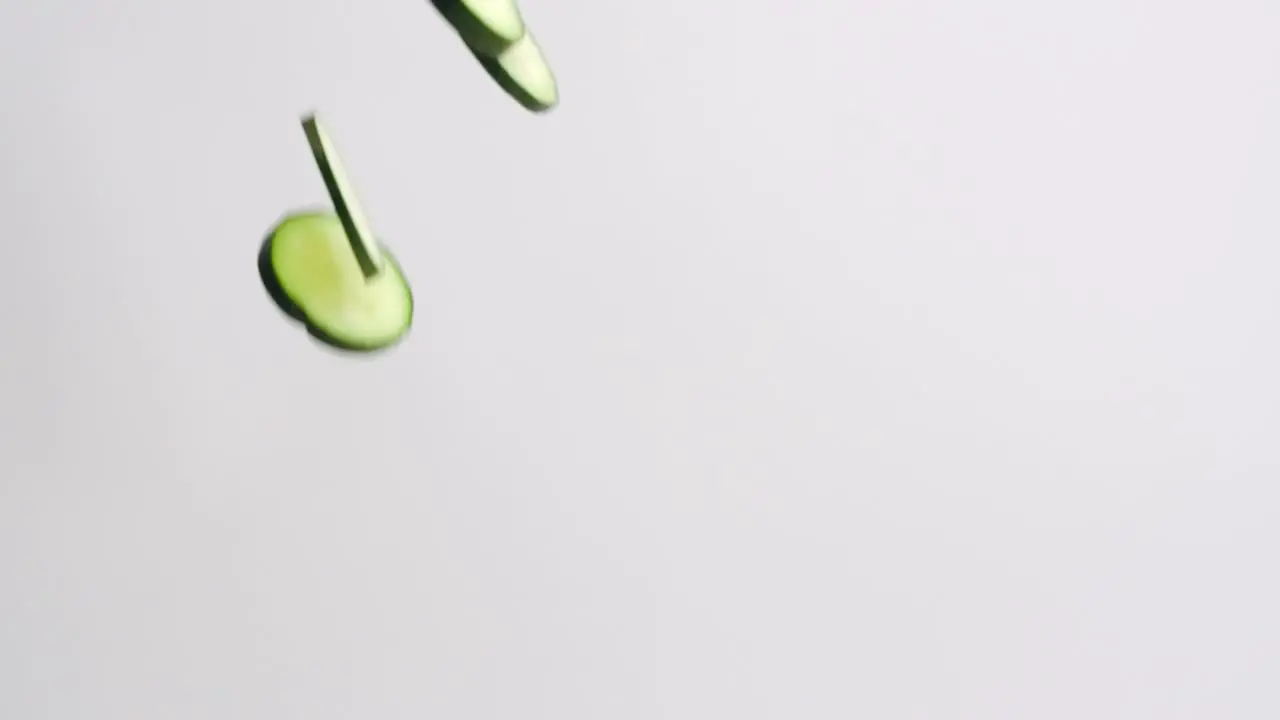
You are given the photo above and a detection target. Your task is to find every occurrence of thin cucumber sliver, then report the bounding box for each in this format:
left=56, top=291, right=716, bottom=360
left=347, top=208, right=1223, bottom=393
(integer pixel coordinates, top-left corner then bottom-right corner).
left=301, top=114, right=383, bottom=278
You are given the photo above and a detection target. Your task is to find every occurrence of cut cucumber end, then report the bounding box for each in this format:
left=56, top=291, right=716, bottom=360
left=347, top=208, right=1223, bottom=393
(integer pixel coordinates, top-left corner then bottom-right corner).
left=259, top=211, right=413, bottom=353
left=472, top=31, right=559, bottom=113
left=431, top=0, right=525, bottom=56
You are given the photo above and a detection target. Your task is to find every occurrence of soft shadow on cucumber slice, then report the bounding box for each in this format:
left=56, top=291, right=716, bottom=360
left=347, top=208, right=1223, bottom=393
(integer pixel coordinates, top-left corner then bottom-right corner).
left=430, top=0, right=525, bottom=56
left=259, top=211, right=413, bottom=354
left=471, top=31, right=559, bottom=112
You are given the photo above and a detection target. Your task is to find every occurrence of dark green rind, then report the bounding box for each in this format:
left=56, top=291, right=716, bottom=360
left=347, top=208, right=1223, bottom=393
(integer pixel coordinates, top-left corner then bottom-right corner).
left=470, top=38, right=558, bottom=113
left=257, top=211, right=414, bottom=355
left=430, top=0, right=525, bottom=57
left=258, top=228, right=306, bottom=323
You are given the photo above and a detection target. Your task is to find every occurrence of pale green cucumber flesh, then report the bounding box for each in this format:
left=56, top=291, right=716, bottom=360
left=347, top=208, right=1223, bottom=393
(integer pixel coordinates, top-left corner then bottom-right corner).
left=473, top=31, right=559, bottom=112
left=264, top=212, right=413, bottom=352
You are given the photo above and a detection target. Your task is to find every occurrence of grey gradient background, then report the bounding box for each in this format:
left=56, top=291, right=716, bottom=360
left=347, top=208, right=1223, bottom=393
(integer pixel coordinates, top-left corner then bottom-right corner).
left=2, top=0, right=1279, bottom=718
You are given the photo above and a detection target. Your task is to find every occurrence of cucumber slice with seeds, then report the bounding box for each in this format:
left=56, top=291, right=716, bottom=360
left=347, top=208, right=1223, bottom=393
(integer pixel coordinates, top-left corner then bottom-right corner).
left=430, top=0, right=525, bottom=56
left=258, top=114, right=413, bottom=353
left=471, top=31, right=559, bottom=112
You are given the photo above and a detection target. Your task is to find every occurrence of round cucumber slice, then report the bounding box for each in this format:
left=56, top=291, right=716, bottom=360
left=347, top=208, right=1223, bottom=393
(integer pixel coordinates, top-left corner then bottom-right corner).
left=471, top=31, right=559, bottom=113
left=430, top=0, right=526, bottom=57
left=259, top=211, right=413, bottom=353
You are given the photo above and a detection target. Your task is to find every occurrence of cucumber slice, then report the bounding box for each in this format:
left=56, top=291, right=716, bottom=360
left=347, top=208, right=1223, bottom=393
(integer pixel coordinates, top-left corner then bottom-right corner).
left=430, top=0, right=525, bottom=57
left=471, top=31, right=559, bottom=113
left=259, top=212, right=413, bottom=353
left=257, top=113, right=413, bottom=353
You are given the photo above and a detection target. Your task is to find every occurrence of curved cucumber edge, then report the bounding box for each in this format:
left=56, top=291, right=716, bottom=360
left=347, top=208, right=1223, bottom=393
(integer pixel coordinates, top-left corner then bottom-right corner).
left=257, top=212, right=414, bottom=354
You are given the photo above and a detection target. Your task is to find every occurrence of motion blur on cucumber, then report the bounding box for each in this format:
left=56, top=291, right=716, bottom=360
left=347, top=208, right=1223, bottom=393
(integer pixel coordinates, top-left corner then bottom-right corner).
left=258, top=114, right=413, bottom=354
left=429, top=0, right=558, bottom=112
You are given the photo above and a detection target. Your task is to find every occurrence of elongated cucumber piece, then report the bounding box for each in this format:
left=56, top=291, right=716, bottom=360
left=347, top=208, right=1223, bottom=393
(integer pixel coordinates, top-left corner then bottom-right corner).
left=472, top=31, right=559, bottom=112
left=302, top=114, right=383, bottom=278
left=259, top=212, right=413, bottom=353
left=430, top=0, right=525, bottom=56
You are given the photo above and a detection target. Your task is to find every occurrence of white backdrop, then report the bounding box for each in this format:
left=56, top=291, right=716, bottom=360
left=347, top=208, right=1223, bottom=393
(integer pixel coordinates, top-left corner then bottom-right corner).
left=2, top=0, right=1278, bottom=718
